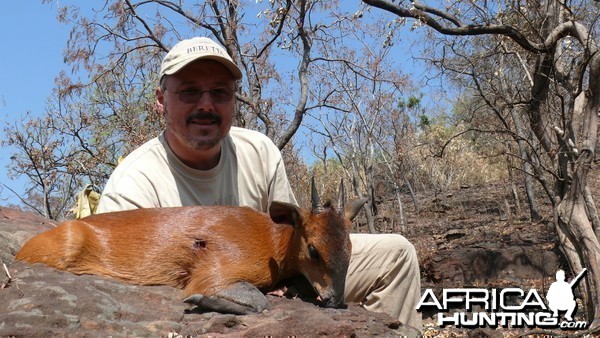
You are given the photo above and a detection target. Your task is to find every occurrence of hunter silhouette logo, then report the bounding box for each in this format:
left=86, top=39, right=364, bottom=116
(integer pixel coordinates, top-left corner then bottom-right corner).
left=546, top=268, right=586, bottom=322
left=417, top=268, right=589, bottom=330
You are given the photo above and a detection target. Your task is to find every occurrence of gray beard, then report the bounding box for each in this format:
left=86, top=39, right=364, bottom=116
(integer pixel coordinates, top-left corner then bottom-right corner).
left=164, top=107, right=224, bottom=150
left=184, top=134, right=221, bottom=150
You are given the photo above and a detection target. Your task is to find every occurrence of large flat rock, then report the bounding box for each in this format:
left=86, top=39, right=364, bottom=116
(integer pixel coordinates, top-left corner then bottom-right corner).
left=0, top=207, right=415, bottom=337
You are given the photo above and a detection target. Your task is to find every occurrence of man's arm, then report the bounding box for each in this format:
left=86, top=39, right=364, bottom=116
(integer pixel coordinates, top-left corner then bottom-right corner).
left=97, top=192, right=149, bottom=213
left=268, top=156, right=299, bottom=207
left=96, top=168, right=164, bottom=213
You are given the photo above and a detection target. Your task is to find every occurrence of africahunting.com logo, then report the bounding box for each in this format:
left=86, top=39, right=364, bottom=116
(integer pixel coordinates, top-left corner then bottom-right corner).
left=417, top=269, right=589, bottom=330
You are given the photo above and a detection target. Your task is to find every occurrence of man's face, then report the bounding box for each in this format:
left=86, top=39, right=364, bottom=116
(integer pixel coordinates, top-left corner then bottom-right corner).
left=157, top=60, right=235, bottom=152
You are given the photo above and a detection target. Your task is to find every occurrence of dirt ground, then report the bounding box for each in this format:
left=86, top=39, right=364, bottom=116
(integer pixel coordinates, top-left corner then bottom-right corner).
left=353, top=179, right=600, bottom=337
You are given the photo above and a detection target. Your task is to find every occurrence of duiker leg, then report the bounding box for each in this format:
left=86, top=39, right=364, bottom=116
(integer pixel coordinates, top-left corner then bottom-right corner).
left=184, top=282, right=269, bottom=315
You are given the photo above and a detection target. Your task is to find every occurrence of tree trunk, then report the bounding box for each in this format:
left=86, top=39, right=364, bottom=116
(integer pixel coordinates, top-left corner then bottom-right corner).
left=365, top=166, right=377, bottom=234
left=584, top=184, right=600, bottom=238
left=523, top=159, right=542, bottom=221
left=554, top=220, right=590, bottom=316
left=556, top=172, right=600, bottom=328
left=556, top=69, right=600, bottom=328
left=394, top=188, right=405, bottom=234
left=402, top=171, right=420, bottom=214
left=511, top=107, right=542, bottom=221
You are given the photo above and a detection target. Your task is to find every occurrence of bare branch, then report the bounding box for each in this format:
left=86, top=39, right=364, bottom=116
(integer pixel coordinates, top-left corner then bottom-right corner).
left=363, top=0, right=547, bottom=52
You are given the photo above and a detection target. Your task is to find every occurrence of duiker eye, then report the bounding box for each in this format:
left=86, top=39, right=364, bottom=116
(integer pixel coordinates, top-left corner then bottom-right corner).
left=308, top=244, right=320, bottom=260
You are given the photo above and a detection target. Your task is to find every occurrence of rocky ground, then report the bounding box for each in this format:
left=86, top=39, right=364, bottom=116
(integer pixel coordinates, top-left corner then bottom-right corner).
left=1, top=180, right=598, bottom=337
left=385, top=182, right=597, bottom=337
left=0, top=207, right=415, bottom=337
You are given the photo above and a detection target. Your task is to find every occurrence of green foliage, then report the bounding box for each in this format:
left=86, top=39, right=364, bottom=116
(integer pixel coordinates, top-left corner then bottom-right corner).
left=418, top=114, right=431, bottom=129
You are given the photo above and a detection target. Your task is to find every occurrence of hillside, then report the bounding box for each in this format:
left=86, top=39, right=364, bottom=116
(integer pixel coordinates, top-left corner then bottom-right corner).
left=375, top=179, right=598, bottom=337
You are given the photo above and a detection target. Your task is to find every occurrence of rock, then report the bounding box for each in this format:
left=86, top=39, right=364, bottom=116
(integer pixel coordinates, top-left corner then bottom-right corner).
left=467, top=328, right=504, bottom=338
left=442, top=229, right=466, bottom=241
left=423, top=246, right=562, bottom=285
left=0, top=207, right=416, bottom=337
left=0, top=207, right=56, bottom=265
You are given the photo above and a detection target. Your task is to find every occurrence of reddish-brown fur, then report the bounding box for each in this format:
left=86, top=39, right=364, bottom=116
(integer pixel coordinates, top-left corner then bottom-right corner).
left=15, top=202, right=362, bottom=304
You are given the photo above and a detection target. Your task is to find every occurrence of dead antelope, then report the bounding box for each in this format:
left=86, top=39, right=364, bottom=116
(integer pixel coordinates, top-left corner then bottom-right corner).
left=16, top=182, right=366, bottom=314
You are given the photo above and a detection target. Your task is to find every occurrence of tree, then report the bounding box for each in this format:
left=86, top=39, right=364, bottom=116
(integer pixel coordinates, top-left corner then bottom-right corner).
left=2, top=52, right=163, bottom=220
left=2, top=113, right=75, bottom=219
left=302, top=20, right=417, bottom=233
left=50, top=0, right=366, bottom=149
left=4, top=1, right=419, bottom=218
left=363, top=0, right=600, bottom=330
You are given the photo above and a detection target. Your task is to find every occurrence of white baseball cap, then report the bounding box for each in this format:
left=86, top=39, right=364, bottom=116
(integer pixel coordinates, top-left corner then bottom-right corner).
left=159, top=37, right=242, bottom=80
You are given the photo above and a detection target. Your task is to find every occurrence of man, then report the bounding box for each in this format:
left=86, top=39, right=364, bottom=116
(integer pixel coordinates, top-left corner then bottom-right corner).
left=97, top=36, right=422, bottom=331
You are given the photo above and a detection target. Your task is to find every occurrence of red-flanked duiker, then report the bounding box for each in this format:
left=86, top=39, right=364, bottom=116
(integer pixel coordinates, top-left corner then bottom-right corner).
left=16, top=180, right=366, bottom=314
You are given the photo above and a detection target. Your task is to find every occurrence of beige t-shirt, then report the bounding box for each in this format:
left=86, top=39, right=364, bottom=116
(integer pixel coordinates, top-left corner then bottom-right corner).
left=96, top=127, right=297, bottom=213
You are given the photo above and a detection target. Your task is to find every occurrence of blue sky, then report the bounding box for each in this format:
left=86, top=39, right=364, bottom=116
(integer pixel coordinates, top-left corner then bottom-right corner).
left=0, top=2, right=71, bottom=206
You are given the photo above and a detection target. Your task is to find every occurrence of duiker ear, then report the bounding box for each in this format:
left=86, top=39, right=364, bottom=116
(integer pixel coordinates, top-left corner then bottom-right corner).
left=269, top=201, right=303, bottom=228
left=344, top=198, right=368, bottom=221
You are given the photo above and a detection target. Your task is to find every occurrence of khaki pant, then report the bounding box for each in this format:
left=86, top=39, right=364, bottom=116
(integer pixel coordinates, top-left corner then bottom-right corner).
left=345, top=233, right=422, bottom=332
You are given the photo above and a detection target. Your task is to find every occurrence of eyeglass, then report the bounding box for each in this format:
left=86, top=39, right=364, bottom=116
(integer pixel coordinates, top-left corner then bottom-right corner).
left=168, top=87, right=234, bottom=104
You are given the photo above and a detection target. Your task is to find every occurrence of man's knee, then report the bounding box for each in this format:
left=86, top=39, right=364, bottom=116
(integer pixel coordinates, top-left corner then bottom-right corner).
left=371, top=234, right=419, bottom=270
left=350, top=233, right=417, bottom=256
left=348, top=233, right=420, bottom=281
left=347, top=233, right=422, bottom=330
